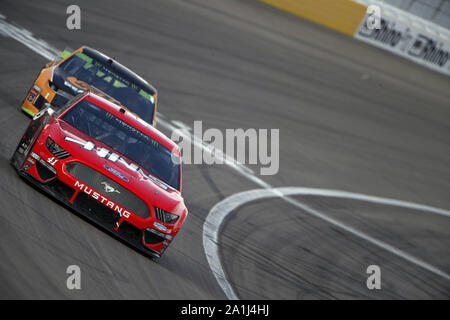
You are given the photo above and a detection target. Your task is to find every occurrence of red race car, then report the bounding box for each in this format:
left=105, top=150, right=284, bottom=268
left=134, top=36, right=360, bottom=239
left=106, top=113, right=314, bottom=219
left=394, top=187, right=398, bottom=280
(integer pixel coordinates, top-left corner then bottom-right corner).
left=11, top=91, right=187, bottom=261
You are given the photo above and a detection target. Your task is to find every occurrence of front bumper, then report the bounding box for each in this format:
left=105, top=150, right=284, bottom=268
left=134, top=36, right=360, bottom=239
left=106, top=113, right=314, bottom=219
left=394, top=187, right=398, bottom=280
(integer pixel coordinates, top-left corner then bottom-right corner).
left=14, top=164, right=165, bottom=261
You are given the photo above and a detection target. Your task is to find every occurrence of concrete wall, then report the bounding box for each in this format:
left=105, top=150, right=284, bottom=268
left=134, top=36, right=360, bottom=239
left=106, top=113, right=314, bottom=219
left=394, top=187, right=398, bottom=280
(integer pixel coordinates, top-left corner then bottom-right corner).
left=258, top=0, right=367, bottom=35
left=382, top=0, right=450, bottom=28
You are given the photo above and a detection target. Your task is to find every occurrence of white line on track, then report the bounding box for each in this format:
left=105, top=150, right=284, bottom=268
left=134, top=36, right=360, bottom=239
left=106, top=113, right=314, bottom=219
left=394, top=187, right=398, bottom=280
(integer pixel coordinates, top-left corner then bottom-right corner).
left=2, top=13, right=449, bottom=300
left=0, top=15, right=60, bottom=61
left=204, top=188, right=450, bottom=299
left=155, top=118, right=272, bottom=189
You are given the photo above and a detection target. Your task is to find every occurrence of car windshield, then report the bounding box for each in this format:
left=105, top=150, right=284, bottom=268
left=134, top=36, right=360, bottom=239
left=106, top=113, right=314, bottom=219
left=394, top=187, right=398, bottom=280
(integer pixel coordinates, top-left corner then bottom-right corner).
left=61, top=99, right=180, bottom=190
left=59, top=51, right=156, bottom=124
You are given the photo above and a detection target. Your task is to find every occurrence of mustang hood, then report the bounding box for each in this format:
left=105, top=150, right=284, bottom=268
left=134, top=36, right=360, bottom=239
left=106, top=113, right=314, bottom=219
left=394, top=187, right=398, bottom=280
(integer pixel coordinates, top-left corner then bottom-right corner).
left=48, top=120, right=183, bottom=215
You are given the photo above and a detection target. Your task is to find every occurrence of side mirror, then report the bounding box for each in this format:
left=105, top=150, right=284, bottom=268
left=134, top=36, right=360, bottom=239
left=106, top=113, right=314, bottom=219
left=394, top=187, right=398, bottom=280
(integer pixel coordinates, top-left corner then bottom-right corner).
left=33, top=103, right=55, bottom=120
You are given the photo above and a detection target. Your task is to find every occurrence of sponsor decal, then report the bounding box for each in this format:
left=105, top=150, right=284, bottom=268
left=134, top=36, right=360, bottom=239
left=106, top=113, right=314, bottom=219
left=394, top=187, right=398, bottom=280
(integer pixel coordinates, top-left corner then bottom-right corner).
left=23, top=162, right=31, bottom=171
left=73, top=180, right=131, bottom=218
left=355, top=14, right=450, bottom=75
left=31, top=152, right=40, bottom=160
left=26, top=157, right=35, bottom=165
left=153, top=221, right=167, bottom=232
left=104, top=165, right=129, bottom=182
left=64, top=136, right=169, bottom=190
left=27, top=85, right=41, bottom=104
left=64, top=79, right=84, bottom=94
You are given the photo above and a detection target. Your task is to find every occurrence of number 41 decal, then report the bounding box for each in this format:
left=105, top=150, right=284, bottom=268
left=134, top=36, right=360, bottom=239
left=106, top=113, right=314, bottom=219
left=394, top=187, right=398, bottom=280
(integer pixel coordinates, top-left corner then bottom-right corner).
left=47, top=157, right=58, bottom=166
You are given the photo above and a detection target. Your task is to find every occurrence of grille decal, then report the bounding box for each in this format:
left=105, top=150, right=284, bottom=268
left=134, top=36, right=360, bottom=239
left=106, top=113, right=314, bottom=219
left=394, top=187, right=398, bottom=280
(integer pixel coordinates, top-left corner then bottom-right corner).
left=66, top=162, right=149, bottom=219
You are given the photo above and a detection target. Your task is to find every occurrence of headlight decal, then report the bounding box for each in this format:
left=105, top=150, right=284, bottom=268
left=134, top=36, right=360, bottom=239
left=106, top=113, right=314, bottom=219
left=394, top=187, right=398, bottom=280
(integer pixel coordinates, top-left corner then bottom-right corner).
left=154, top=207, right=179, bottom=224
left=46, top=137, right=71, bottom=159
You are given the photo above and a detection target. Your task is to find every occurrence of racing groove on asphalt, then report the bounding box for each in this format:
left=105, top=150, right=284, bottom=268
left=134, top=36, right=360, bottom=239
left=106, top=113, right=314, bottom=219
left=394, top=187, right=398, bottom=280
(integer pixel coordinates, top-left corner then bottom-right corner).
left=0, top=0, right=449, bottom=298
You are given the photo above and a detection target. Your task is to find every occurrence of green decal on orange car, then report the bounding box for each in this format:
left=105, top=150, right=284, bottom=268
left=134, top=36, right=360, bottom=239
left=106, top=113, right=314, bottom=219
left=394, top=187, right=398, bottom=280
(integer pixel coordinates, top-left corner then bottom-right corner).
left=60, top=49, right=72, bottom=59
left=21, top=105, right=36, bottom=117
left=139, top=89, right=155, bottom=103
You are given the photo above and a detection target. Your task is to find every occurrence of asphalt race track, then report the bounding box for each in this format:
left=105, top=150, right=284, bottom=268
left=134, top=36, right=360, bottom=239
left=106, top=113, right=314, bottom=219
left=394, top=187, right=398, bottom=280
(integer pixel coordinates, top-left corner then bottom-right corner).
left=0, top=0, right=449, bottom=299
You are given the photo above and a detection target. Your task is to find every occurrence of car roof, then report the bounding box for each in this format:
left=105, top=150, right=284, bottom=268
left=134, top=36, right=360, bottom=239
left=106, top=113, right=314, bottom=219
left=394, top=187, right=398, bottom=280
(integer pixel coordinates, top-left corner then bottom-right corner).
left=77, top=92, right=179, bottom=154
left=81, top=46, right=157, bottom=96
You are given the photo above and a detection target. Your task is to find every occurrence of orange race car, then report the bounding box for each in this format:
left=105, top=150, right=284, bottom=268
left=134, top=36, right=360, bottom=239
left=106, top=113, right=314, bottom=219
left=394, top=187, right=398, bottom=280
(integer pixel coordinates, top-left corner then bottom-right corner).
left=21, top=46, right=158, bottom=125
